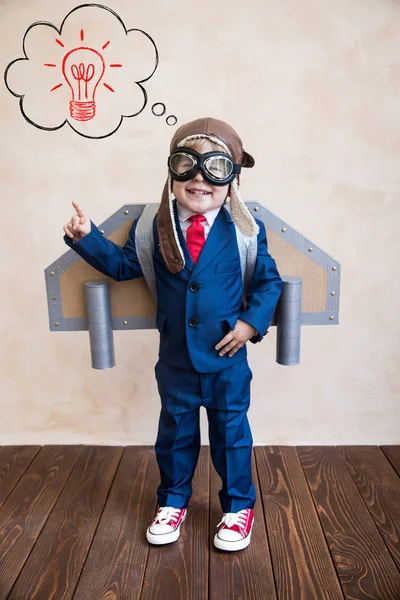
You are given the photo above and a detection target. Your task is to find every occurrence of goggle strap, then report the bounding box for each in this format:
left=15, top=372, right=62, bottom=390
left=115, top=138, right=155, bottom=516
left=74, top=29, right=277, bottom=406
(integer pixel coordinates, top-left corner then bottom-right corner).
left=177, top=134, right=230, bottom=155
left=169, top=149, right=242, bottom=172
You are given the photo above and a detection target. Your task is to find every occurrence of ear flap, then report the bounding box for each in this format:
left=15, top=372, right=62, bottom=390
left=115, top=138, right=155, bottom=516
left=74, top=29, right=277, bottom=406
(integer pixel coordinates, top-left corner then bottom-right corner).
left=156, top=179, right=185, bottom=273
left=229, top=177, right=259, bottom=237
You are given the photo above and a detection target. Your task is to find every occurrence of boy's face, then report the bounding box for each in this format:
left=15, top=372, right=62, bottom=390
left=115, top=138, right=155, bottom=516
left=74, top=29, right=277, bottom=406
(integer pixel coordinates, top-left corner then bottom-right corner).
left=172, top=139, right=229, bottom=214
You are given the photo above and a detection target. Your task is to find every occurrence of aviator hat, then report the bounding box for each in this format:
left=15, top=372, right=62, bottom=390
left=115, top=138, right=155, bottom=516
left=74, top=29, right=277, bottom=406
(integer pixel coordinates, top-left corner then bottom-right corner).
left=157, top=117, right=259, bottom=273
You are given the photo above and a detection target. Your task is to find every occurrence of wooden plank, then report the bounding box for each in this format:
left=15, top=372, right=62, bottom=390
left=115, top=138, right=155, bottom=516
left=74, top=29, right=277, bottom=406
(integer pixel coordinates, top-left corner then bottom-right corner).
left=8, top=446, right=123, bottom=600
left=256, top=446, right=344, bottom=600
left=338, top=446, right=400, bottom=572
left=0, top=446, right=41, bottom=509
left=0, top=445, right=81, bottom=598
left=297, top=446, right=400, bottom=600
left=381, top=446, right=400, bottom=477
left=141, top=446, right=210, bottom=600
left=72, top=446, right=159, bottom=600
left=209, top=452, right=277, bottom=600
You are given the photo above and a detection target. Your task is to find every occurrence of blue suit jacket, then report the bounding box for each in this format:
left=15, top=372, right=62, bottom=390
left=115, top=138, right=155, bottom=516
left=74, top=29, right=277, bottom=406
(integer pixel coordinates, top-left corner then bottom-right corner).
left=65, top=205, right=282, bottom=373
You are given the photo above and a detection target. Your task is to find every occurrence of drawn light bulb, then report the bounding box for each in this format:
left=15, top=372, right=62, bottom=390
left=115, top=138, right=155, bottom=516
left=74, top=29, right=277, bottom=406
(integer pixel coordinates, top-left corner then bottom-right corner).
left=62, top=47, right=105, bottom=121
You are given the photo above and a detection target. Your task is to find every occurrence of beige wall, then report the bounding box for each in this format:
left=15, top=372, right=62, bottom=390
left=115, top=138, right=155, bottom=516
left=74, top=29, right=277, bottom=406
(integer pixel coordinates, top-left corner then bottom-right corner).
left=1, top=0, right=399, bottom=445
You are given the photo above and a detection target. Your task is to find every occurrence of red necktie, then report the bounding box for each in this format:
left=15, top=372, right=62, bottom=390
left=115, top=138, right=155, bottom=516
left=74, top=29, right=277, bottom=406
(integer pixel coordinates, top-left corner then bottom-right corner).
left=186, top=215, right=207, bottom=264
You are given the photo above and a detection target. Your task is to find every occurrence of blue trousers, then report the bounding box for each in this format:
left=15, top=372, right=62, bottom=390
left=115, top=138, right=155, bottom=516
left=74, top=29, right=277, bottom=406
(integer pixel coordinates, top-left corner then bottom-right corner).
left=154, top=358, right=256, bottom=513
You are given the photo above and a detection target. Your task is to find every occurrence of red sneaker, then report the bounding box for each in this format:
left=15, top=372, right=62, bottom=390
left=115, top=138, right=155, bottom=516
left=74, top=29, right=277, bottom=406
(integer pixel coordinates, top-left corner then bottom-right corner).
left=146, top=506, right=187, bottom=545
left=214, top=508, right=254, bottom=551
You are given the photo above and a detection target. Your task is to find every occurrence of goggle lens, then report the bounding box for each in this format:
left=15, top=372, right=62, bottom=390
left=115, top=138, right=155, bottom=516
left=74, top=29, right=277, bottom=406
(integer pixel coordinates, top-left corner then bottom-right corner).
left=204, top=156, right=233, bottom=180
left=169, top=153, right=196, bottom=176
left=169, top=150, right=235, bottom=183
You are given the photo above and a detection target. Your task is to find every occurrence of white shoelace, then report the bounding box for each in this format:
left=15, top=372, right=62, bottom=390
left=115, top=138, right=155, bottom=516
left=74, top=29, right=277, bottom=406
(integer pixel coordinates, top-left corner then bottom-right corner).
left=155, top=506, right=181, bottom=525
left=217, top=509, right=248, bottom=529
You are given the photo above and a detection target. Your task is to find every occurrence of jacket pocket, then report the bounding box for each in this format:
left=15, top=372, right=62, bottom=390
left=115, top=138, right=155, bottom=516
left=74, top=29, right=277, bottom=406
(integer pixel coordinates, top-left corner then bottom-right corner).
left=156, top=312, right=167, bottom=333
left=215, top=259, right=241, bottom=275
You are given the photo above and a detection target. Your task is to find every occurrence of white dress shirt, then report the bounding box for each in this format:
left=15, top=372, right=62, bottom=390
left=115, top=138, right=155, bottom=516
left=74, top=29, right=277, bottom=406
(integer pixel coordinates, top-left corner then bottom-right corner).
left=176, top=204, right=222, bottom=241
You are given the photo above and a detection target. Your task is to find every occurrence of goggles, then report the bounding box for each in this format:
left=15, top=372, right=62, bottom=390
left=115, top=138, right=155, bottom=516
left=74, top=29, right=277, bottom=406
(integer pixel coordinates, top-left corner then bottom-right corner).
left=168, top=147, right=241, bottom=186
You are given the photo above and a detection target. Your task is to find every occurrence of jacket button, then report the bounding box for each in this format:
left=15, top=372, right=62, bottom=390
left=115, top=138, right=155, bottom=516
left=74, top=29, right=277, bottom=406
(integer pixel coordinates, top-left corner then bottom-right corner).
left=189, top=282, right=200, bottom=293
left=188, top=317, right=200, bottom=328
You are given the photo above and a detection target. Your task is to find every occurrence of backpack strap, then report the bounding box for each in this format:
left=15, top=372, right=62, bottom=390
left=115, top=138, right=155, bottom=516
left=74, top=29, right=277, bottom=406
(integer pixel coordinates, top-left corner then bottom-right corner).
left=135, top=203, right=159, bottom=304
left=235, top=227, right=257, bottom=302
left=224, top=204, right=258, bottom=301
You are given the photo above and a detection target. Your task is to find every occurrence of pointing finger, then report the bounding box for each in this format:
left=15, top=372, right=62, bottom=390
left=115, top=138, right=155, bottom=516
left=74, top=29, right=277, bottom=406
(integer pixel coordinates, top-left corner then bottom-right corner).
left=72, top=200, right=85, bottom=218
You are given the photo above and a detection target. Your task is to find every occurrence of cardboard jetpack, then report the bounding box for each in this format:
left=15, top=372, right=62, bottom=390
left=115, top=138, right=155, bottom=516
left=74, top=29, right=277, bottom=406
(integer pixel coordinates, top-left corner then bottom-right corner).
left=45, top=202, right=341, bottom=369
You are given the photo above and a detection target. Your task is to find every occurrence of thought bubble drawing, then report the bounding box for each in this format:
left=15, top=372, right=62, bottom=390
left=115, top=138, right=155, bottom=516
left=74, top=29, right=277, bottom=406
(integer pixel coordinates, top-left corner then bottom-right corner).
left=4, top=4, right=167, bottom=138
left=152, top=102, right=166, bottom=117
left=151, top=102, right=177, bottom=126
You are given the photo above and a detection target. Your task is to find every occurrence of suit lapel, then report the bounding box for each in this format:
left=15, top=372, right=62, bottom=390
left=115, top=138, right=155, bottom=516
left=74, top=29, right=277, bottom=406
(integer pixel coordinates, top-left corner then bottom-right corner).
left=192, top=206, right=234, bottom=278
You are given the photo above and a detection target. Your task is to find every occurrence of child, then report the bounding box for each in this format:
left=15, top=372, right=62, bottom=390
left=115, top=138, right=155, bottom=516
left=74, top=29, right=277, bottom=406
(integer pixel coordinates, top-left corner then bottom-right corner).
left=63, top=117, right=282, bottom=551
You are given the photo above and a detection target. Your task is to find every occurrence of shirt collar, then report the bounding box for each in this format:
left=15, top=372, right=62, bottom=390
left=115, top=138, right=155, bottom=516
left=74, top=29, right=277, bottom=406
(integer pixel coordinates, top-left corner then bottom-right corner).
left=176, top=202, right=222, bottom=228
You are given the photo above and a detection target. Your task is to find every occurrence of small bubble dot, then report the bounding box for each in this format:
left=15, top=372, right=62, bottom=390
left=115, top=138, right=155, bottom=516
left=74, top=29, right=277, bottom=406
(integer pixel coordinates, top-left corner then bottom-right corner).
left=166, top=115, right=177, bottom=126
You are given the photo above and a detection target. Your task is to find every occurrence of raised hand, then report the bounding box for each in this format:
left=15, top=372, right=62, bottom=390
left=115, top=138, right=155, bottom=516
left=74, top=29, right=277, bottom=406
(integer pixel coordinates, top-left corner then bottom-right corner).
left=63, top=200, right=91, bottom=242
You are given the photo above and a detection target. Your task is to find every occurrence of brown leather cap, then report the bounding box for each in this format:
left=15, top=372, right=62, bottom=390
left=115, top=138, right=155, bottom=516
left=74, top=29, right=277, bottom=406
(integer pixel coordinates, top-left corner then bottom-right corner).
left=156, top=117, right=255, bottom=274
left=170, top=117, right=255, bottom=167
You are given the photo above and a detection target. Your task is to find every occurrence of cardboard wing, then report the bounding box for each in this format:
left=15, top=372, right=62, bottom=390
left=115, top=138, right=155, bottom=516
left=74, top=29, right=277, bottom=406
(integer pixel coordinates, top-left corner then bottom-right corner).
left=45, top=202, right=341, bottom=367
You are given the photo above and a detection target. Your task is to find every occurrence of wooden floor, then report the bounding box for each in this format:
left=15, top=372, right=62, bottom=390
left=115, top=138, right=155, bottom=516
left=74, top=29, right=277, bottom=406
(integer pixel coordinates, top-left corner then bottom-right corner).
left=0, top=446, right=399, bottom=600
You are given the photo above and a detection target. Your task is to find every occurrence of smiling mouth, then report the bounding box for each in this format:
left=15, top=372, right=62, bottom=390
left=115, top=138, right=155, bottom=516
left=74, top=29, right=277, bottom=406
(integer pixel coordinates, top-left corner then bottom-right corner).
left=188, top=189, right=211, bottom=195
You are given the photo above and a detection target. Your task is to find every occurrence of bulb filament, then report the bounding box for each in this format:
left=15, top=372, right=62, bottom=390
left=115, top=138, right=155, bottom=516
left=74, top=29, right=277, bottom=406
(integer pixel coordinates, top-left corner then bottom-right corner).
left=70, top=63, right=95, bottom=101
